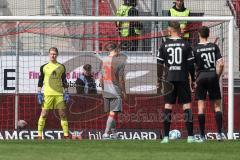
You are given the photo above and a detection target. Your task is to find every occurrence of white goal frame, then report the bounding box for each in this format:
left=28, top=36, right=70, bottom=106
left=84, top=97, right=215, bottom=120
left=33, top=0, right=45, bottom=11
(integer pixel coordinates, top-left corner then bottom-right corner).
left=0, top=16, right=234, bottom=139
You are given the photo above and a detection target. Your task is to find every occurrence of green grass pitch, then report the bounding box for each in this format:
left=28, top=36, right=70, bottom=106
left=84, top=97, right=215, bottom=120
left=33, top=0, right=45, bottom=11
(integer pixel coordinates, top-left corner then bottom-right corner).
left=0, top=140, right=239, bottom=160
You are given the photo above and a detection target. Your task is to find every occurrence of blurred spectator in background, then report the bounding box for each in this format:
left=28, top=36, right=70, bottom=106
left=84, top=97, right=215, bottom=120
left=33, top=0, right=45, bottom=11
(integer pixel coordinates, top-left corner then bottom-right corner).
left=116, top=0, right=143, bottom=51
left=75, top=64, right=97, bottom=94
left=168, top=0, right=190, bottom=40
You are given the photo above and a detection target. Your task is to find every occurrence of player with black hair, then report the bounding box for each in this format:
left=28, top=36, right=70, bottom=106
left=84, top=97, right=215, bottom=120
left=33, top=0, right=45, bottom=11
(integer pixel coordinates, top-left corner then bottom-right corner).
left=193, top=26, right=224, bottom=142
left=75, top=64, right=97, bottom=94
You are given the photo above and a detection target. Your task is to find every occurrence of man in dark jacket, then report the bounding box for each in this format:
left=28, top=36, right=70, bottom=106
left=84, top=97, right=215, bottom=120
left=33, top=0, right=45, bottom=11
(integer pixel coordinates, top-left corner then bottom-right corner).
left=75, top=64, right=97, bottom=94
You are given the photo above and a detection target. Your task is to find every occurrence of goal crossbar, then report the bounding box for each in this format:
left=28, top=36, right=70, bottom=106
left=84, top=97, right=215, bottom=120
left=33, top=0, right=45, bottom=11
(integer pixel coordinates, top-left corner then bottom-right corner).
left=0, top=16, right=234, bottom=22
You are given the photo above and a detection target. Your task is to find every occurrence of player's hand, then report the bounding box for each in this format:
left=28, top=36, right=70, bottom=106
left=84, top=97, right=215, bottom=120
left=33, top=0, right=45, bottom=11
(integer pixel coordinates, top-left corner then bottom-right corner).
left=216, top=59, right=224, bottom=79
left=64, top=91, right=70, bottom=103
left=37, top=91, right=44, bottom=105
left=217, top=74, right=221, bottom=80
left=157, top=81, right=163, bottom=89
left=122, top=92, right=128, bottom=102
left=190, top=82, right=196, bottom=93
left=181, top=27, right=187, bottom=34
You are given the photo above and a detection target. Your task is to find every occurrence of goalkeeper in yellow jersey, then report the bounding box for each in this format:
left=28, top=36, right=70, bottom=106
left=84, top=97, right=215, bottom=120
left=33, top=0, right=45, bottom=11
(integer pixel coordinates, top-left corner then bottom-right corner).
left=37, top=47, right=70, bottom=140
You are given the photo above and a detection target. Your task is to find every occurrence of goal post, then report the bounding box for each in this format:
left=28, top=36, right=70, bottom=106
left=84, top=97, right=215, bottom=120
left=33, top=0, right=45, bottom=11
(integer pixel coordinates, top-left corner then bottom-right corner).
left=0, top=16, right=235, bottom=140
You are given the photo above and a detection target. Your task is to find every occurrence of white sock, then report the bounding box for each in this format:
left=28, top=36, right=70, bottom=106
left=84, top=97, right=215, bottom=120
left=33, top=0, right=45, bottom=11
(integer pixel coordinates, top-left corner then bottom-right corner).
left=104, top=115, right=115, bottom=134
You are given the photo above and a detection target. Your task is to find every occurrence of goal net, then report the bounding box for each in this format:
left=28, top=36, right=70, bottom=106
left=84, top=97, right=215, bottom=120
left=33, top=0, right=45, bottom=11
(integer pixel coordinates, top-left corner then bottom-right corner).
left=0, top=16, right=234, bottom=140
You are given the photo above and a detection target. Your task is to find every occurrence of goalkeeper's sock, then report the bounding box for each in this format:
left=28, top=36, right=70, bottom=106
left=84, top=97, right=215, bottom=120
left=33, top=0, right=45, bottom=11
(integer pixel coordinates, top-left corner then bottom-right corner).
left=198, top=114, right=205, bottom=137
left=184, top=109, right=193, bottom=136
left=104, top=115, right=115, bottom=134
left=38, top=116, right=46, bottom=137
left=163, top=109, right=172, bottom=137
left=61, top=118, right=69, bottom=137
left=215, top=111, right=223, bottom=134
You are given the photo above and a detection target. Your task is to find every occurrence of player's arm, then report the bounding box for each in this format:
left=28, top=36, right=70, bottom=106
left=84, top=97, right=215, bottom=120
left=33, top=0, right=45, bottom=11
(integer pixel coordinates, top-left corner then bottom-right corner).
left=61, top=65, right=68, bottom=92
left=100, top=77, right=104, bottom=94
left=119, top=63, right=127, bottom=101
left=37, top=65, right=45, bottom=105
left=99, top=61, right=104, bottom=90
left=215, top=45, right=224, bottom=78
left=188, top=63, right=196, bottom=92
left=61, top=65, right=70, bottom=102
left=187, top=45, right=196, bottom=91
left=156, top=45, right=165, bottom=65
left=188, top=62, right=195, bottom=83
left=38, top=65, right=45, bottom=91
left=216, top=58, right=224, bottom=78
left=188, top=65, right=195, bottom=81
left=187, top=45, right=195, bottom=81
left=156, top=45, right=166, bottom=80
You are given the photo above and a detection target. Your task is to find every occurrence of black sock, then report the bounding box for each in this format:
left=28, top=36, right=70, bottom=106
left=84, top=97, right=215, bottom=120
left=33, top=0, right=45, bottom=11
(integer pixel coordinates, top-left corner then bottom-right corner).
left=184, top=109, right=193, bottom=136
left=215, top=111, right=223, bottom=134
left=198, top=114, right=205, bottom=137
left=163, top=109, right=172, bottom=137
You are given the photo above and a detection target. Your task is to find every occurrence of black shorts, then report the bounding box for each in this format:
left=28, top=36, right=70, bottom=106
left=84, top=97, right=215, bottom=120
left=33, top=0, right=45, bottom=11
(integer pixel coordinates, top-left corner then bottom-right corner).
left=195, top=72, right=221, bottom=101
left=164, top=81, right=191, bottom=104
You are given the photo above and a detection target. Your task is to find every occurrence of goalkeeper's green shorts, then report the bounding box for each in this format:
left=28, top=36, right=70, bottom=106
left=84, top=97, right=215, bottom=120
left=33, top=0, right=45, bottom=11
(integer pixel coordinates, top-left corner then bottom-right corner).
left=42, top=95, right=65, bottom=109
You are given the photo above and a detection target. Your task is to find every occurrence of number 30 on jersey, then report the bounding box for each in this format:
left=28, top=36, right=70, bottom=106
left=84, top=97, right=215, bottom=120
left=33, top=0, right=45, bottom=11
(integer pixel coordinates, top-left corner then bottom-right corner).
left=167, top=47, right=183, bottom=65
